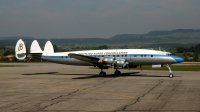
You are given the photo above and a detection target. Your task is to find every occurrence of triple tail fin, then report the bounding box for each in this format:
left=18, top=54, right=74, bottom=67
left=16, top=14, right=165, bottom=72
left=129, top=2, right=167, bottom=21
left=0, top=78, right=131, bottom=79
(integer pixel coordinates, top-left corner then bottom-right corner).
left=30, top=40, right=43, bottom=59
left=15, top=39, right=54, bottom=60
left=30, top=40, right=43, bottom=53
left=15, top=39, right=27, bottom=60
left=43, top=41, right=54, bottom=54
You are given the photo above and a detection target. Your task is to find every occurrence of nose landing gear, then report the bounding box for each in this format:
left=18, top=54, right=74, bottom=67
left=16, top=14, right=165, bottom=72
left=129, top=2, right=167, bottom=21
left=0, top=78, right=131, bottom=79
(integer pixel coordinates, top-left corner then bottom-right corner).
left=166, top=64, right=173, bottom=78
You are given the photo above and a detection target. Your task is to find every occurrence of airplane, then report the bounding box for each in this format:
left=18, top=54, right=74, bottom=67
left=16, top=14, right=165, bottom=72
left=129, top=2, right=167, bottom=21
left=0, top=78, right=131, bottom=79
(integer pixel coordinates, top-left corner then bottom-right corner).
left=15, top=39, right=184, bottom=78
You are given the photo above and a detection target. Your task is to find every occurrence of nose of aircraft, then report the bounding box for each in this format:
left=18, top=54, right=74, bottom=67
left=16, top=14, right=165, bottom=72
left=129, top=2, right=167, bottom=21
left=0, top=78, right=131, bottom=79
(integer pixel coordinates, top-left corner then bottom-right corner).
left=174, top=56, right=184, bottom=63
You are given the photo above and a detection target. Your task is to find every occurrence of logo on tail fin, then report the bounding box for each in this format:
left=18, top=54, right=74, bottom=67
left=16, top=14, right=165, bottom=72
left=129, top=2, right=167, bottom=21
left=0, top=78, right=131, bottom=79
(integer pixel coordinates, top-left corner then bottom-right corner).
left=18, top=43, right=23, bottom=51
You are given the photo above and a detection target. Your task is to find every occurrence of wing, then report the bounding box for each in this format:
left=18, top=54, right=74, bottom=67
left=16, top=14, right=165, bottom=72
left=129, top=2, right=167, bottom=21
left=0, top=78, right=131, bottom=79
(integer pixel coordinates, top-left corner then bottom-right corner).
left=68, top=53, right=100, bottom=64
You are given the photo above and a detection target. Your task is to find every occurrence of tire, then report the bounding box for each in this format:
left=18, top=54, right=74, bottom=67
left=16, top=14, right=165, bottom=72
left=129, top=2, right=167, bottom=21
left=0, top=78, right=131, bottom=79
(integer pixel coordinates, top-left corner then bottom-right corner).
left=99, top=72, right=106, bottom=77
left=169, top=73, right=173, bottom=78
left=114, top=70, right=121, bottom=76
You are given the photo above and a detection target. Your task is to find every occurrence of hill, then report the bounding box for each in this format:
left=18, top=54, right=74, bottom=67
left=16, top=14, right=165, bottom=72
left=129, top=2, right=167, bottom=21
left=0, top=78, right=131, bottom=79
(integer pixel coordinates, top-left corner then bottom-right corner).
left=0, top=36, right=34, bottom=40
left=0, top=29, right=199, bottom=48
left=108, top=29, right=200, bottom=47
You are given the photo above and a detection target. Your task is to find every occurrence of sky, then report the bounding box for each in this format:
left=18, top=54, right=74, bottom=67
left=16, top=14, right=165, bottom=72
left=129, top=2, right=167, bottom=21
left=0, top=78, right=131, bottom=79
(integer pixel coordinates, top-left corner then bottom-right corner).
left=0, top=0, right=200, bottom=39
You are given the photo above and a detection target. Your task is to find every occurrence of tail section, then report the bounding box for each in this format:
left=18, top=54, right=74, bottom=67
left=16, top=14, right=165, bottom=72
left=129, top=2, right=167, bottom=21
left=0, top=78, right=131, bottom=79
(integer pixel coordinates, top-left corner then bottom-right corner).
left=43, top=41, right=54, bottom=54
left=30, top=40, right=43, bottom=53
left=15, top=39, right=26, bottom=60
left=15, top=39, right=54, bottom=60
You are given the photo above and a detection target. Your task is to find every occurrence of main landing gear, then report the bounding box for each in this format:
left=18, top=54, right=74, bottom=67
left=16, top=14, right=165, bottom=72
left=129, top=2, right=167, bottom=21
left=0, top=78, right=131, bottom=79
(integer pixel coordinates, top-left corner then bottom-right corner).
left=99, top=69, right=106, bottom=77
left=166, top=64, right=173, bottom=78
left=99, top=65, right=174, bottom=78
left=99, top=69, right=122, bottom=77
left=114, top=69, right=121, bottom=76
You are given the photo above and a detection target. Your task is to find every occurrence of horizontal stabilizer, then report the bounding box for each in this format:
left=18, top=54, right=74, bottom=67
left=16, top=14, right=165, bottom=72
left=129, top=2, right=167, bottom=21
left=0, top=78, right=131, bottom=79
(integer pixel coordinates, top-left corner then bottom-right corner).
left=15, top=39, right=26, bottom=60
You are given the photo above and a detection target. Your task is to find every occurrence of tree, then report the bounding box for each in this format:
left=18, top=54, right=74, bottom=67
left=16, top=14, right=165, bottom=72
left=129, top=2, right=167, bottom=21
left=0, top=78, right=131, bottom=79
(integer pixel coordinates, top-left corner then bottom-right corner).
left=176, top=47, right=187, bottom=53
left=194, top=52, right=199, bottom=61
left=96, top=45, right=108, bottom=50
left=53, top=44, right=58, bottom=52
left=195, top=43, right=200, bottom=52
left=3, top=50, right=10, bottom=56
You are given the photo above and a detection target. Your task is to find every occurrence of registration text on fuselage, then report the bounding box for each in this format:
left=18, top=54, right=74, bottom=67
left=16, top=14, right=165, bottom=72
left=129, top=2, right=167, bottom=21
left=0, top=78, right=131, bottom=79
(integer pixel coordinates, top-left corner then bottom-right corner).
left=78, top=52, right=128, bottom=56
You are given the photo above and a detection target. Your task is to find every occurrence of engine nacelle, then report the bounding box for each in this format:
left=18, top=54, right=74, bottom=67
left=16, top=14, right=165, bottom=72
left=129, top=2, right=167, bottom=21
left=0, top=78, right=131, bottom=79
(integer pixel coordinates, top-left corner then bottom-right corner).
left=115, top=60, right=125, bottom=67
left=102, top=57, right=114, bottom=65
left=114, top=59, right=126, bottom=67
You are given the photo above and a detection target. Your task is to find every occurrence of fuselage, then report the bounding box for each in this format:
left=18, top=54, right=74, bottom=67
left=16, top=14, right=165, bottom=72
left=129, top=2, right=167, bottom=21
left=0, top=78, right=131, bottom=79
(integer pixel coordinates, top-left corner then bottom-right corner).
left=41, top=49, right=184, bottom=66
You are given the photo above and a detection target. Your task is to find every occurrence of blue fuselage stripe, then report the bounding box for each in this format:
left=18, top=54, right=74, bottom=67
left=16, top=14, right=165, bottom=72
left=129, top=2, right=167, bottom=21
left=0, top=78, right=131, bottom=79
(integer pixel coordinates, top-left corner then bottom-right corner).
left=42, top=54, right=170, bottom=59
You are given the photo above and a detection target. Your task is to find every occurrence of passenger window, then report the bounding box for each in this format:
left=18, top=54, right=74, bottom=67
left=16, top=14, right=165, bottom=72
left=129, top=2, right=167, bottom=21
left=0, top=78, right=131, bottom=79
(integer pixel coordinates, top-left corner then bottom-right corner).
left=117, top=55, right=119, bottom=57
left=141, top=55, right=143, bottom=57
left=144, top=55, right=146, bottom=57
left=151, top=55, right=153, bottom=57
left=125, top=55, right=127, bottom=57
left=134, top=55, right=137, bottom=57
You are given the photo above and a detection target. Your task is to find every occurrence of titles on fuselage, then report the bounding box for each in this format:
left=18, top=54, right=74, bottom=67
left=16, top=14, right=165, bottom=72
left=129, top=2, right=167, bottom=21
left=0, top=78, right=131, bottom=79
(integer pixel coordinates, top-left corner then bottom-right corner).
left=78, top=52, right=128, bottom=56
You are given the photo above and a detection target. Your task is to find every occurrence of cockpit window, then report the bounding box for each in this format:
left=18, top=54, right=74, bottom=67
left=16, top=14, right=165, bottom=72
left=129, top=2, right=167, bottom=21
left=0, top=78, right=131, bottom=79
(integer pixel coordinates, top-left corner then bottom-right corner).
left=168, top=54, right=175, bottom=56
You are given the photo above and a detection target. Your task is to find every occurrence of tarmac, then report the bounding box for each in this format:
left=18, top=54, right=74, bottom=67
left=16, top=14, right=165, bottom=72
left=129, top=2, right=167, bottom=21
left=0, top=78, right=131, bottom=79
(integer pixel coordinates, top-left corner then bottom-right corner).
left=0, top=63, right=200, bottom=112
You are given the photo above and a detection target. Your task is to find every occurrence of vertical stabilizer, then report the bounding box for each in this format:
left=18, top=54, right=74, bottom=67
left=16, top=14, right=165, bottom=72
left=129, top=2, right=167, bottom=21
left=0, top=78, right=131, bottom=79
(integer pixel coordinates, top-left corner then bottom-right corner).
left=15, top=39, right=26, bottom=60
left=43, top=41, right=54, bottom=54
left=30, top=40, right=43, bottom=53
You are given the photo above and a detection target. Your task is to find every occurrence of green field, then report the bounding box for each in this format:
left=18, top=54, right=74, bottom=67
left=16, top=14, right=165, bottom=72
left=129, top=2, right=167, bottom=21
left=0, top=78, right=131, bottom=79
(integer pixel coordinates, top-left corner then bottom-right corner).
left=0, top=65, right=27, bottom=67
left=1, top=62, right=200, bottom=71
left=134, top=65, right=200, bottom=71
left=89, top=64, right=200, bottom=71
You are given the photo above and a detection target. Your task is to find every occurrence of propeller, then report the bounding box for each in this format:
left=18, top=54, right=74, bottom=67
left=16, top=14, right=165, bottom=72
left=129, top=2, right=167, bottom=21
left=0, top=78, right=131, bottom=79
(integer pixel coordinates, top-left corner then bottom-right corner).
left=126, top=62, right=130, bottom=71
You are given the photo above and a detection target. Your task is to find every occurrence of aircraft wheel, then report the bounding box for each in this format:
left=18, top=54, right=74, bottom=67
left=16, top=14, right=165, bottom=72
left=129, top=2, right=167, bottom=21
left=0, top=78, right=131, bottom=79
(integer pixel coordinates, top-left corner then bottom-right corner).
left=114, top=70, right=121, bottom=76
left=99, top=72, right=106, bottom=77
left=169, top=73, right=173, bottom=78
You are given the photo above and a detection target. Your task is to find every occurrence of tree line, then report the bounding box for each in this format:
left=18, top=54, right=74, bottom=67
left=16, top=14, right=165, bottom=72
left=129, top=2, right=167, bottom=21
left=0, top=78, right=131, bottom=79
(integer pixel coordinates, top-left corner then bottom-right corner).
left=176, top=43, right=200, bottom=61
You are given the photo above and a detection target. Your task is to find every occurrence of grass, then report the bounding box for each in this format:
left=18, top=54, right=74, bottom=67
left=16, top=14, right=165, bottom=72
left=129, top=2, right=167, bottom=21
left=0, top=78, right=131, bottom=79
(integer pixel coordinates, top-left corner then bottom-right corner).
left=1, top=62, right=200, bottom=71
left=134, top=65, right=200, bottom=71
left=89, top=65, right=200, bottom=71
left=0, top=65, right=27, bottom=67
